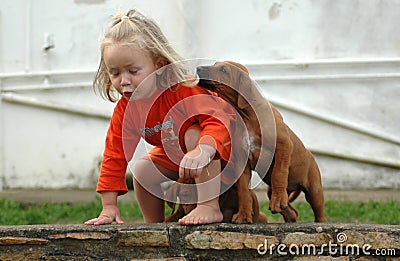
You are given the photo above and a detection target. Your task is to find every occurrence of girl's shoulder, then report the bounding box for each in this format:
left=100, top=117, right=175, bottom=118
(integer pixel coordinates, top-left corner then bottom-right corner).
left=167, top=84, right=212, bottom=97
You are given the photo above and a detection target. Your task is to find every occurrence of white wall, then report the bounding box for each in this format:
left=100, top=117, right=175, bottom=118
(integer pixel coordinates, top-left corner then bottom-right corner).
left=0, top=0, right=399, bottom=189
left=191, top=0, right=400, bottom=61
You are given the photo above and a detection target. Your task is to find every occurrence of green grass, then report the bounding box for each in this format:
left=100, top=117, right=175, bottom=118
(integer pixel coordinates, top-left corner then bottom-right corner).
left=260, top=199, right=400, bottom=224
left=0, top=197, right=398, bottom=225
left=0, top=197, right=154, bottom=225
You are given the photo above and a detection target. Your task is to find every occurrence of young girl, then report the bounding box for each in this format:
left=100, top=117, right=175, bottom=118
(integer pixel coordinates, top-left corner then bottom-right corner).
left=84, top=9, right=235, bottom=225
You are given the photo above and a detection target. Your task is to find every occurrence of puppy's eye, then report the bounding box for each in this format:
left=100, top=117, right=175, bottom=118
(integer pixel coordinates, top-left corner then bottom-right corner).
left=220, top=66, right=228, bottom=74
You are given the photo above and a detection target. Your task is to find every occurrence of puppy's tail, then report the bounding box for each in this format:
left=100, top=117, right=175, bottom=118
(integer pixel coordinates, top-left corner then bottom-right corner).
left=288, top=190, right=301, bottom=203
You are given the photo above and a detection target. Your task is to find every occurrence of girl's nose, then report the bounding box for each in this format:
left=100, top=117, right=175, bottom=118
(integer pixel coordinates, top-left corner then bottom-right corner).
left=120, top=72, right=134, bottom=99
left=121, top=72, right=131, bottom=86
left=122, top=84, right=134, bottom=93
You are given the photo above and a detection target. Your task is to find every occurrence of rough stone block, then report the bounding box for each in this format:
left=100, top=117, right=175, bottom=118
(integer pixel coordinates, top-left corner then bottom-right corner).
left=118, top=230, right=169, bottom=247
left=48, top=232, right=111, bottom=240
left=185, top=231, right=279, bottom=250
left=0, top=252, right=43, bottom=261
left=283, top=232, right=333, bottom=246
left=0, top=236, right=48, bottom=245
left=339, top=230, right=400, bottom=250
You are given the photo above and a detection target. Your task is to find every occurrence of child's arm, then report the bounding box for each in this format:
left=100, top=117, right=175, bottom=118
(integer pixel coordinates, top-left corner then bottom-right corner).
left=86, top=99, right=139, bottom=225
left=96, top=99, right=140, bottom=195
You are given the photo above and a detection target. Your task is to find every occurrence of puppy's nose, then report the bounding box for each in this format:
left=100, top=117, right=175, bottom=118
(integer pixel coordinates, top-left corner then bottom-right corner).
left=196, top=66, right=209, bottom=79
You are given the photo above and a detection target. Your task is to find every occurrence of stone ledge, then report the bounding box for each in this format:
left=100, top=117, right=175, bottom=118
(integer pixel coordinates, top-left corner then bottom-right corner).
left=0, top=223, right=398, bottom=260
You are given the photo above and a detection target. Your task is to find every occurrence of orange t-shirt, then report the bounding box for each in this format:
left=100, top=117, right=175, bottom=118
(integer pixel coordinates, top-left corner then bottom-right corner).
left=96, top=84, right=235, bottom=195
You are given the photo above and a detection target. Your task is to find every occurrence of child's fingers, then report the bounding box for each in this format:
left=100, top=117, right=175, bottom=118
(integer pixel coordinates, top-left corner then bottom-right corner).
left=188, top=159, right=201, bottom=178
left=178, top=156, right=187, bottom=177
left=179, top=153, right=210, bottom=179
left=194, top=166, right=203, bottom=178
left=95, top=216, right=118, bottom=225
left=94, top=216, right=112, bottom=225
left=115, top=213, right=125, bottom=225
left=84, top=217, right=110, bottom=226
left=84, top=218, right=99, bottom=225
left=185, top=163, right=202, bottom=179
left=85, top=214, right=122, bottom=226
left=179, top=157, right=194, bottom=178
left=115, top=208, right=125, bottom=224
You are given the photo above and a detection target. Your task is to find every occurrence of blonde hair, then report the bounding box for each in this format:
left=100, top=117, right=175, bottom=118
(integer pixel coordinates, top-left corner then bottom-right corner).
left=94, top=9, right=189, bottom=102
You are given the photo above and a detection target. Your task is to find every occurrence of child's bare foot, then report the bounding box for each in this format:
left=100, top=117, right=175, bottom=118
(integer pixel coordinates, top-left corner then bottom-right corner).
left=178, top=204, right=223, bottom=225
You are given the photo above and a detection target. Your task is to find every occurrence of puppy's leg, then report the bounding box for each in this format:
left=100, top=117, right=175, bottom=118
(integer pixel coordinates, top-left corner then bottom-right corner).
left=249, top=189, right=268, bottom=223
left=222, top=209, right=235, bottom=223
left=304, top=158, right=327, bottom=222
left=165, top=204, right=186, bottom=222
left=268, top=131, right=292, bottom=213
left=231, top=123, right=254, bottom=224
left=250, top=190, right=260, bottom=223
left=232, top=164, right=254, bottom=223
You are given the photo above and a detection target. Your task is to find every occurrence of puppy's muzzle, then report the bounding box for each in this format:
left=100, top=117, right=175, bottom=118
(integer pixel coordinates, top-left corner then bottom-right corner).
left=196, top=65, right=210, bottom=79
left=197, top=66, right=217, bottom=91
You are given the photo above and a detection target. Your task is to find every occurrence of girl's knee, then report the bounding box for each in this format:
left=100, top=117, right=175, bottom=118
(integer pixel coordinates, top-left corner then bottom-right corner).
left=133, top=159, right=178, bottom=184
left=133, top=159, right=156, bottom=181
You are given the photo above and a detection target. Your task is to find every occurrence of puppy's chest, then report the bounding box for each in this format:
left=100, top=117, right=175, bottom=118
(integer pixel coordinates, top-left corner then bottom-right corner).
left=242, top=132, right=261, bottom=162
left=244, top=136, right=259, bottom=152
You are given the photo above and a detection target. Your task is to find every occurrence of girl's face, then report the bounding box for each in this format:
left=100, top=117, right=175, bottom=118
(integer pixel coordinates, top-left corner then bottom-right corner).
left=104, top=44, right=163, bottom=100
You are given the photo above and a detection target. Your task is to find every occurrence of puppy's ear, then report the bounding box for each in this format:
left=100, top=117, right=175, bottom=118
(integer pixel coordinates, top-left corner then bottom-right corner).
left=226, top=61, right=253, bottom=109
left=237, top=71, right=254, bottom=109
left=226, top=61, right=249, bottom=74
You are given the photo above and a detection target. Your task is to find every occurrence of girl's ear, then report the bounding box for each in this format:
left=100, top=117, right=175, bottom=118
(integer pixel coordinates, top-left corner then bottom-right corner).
left=155, top=57, right=168, bottom=69
left=154, top=57, right=168, bottom=76
left=155, top=58, right=174, bottom=89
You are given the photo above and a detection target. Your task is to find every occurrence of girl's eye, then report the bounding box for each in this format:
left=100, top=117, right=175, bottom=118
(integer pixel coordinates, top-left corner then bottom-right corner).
left=129, top=70, right=138, bottom=74
left=109, top=71, right=119, bottom=77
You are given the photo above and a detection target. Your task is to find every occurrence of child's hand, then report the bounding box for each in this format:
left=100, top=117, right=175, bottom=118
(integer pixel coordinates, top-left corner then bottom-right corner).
left=84, top=205, right=124, bottom=225
left=84, top=191, right=124, bottom=225
left=179, top=144, right=216, bottom=179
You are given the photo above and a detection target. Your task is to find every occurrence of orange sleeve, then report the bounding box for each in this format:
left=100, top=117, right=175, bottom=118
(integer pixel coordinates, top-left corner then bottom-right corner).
left=96, top=99, right=140, bottom=195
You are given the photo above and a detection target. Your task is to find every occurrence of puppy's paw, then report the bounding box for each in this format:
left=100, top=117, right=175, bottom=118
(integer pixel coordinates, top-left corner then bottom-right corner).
left=282, top=204, right=298, bottom=222
left=257, top=212, right=269, bottom=223
left=232, top=211, right=253, bottom=224
left=269, top=190, right=289, bottom=213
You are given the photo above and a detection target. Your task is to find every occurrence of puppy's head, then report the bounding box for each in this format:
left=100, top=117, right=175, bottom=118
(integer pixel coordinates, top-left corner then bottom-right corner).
left=197, top=61, right=254, bottom=109
left=164, top=177, right=197, bottom=215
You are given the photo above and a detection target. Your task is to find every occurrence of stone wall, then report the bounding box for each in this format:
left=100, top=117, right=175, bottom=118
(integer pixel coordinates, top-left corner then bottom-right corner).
left=0, top=223, right=399, bottom=260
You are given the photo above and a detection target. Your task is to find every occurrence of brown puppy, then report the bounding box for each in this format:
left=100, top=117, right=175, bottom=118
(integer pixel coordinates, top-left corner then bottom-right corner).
left=165, top=177, right=268, bottom=223
left=197, top=61, right=327, bottom=222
